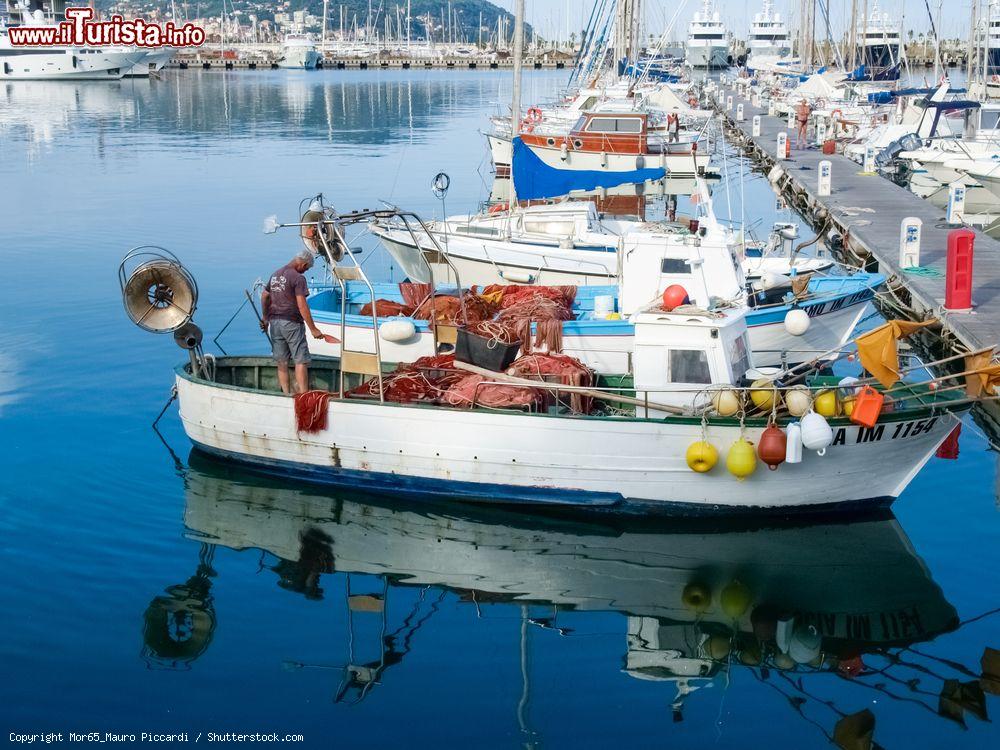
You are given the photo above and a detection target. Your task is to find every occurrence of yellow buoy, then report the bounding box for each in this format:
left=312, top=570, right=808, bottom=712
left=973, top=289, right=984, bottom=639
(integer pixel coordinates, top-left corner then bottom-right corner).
left=814, top=389, right=840, bottom=417
left=726, top=439, right=757, bottom=480
left=711, top=388, right=741, bottom=416
left=842, top=396, right=856, bottom=417
left=681, top=581, right=712, bottom=613
left=707, top=634, right=731, bottom=660
left=785, top=385, right=812, bottom=417
left=686, top=441, right=718, bottom=473
left=749, top=378, right=780, bottom=411
left=720, top=580, right=753, bottom=619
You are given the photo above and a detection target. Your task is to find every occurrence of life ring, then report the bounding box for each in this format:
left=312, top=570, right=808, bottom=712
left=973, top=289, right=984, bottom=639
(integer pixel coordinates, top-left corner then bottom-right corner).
left=527, top=106, right=543, bottom=123
left=688, top=95, right=698, bottom=107
left=830, top=108, right=843, bottom=121
left=488, top=202, right=508, bottom=214
left=520, top=118, right=534, bottom=133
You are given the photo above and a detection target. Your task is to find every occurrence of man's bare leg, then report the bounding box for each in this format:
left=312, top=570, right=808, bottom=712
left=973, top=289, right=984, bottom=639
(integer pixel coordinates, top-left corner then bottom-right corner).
left=276, top=362, right=291, bottom=394
left=295, top=363, right=310, bottom=394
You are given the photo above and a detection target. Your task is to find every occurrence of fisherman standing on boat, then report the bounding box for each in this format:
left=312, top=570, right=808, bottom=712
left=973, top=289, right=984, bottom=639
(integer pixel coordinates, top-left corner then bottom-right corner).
left=795, top=98, right=811, bottom=149
left=261, top=251, right=324, bottom=394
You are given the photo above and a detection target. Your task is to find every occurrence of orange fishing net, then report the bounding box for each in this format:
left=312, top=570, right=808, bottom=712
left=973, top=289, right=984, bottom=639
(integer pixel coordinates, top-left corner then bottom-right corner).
left=294, top=390, right=331, bottom=433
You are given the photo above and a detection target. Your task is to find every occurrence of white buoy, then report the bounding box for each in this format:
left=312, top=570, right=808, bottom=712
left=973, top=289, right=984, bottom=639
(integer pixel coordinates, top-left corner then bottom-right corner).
left=560, top=142, right=569, bottom=161
left=752, top=115, right=761, bottom=136
left=378, top=318, right=417, bottom=342
left=800, top=411, right=834, bottom=455
left=776, top=131, right=788, bottom=160
left=947, top=182, right=966, bottom=224
left=736, top=103, right=744, bottom=121
left=785, top=423, right=803, bottom=464
left=899, top=216, right=922, bottom=267
left=818, top=159, right=832, bottom=197
left=863, top=144, right=876, bottom=174
left=784, top=308, right=811, bottom=336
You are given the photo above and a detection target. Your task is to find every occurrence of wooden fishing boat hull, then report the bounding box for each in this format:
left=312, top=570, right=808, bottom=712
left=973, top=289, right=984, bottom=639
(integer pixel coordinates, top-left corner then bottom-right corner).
left=175, top=358, right=964, bottom=514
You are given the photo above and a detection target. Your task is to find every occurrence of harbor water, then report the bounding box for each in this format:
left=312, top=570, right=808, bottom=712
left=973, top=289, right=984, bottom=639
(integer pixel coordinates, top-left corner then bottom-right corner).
left=1, top=70, right=998, bottom=748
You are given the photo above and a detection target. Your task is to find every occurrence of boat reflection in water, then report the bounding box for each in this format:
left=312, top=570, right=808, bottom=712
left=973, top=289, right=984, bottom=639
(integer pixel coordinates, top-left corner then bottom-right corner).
left=149, top=453, right=997, bottom=740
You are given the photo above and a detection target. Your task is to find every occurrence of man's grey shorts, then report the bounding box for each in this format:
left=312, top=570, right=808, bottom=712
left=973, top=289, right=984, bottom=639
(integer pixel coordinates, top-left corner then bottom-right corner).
left=269, top=319, right=311, bottom=365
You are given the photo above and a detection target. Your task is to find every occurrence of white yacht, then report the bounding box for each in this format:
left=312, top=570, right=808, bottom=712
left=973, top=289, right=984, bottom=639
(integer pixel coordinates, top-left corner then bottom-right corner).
left=685, top=0, right=729, bottom=69
left=124, top=47, right=174, bottom=77
left=985, top=0, right=1000, bottom=75
left=278, top=34, right=321, bottom=69
left=856, top=1, right=901, bottom=78
left=747, top=0, right=791, bottom=65
left=0, top=3, right=144, bottom=81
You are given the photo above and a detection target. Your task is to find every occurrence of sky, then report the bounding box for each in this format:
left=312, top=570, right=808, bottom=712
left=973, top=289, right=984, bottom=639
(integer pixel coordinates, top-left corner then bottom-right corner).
left=496, top=0, right=982, bottom=44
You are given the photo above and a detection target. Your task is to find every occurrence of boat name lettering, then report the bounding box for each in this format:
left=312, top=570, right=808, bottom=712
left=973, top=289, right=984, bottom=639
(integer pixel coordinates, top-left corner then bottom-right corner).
left=829, top=417, right=938, bottom=446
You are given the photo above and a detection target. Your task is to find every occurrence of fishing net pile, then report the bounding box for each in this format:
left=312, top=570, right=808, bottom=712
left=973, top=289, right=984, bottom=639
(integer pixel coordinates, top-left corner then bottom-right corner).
left=345, top=352, right=596, bottom=413
left=356, top=282, right=580, bottom=355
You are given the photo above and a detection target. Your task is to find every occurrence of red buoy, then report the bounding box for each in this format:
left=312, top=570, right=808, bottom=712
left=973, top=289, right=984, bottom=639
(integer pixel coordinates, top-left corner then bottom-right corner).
left=757, top=424, right=787, bottom=470
left=661, top=284, right=690, bottom=311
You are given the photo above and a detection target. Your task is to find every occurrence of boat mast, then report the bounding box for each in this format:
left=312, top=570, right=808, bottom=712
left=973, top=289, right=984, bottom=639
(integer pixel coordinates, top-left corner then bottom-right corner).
left=509, top=0, right=525, bottom=210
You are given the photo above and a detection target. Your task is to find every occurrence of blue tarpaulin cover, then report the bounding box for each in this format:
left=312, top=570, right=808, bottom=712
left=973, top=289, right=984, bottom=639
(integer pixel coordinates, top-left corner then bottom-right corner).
left=511, top=137, right=666, bottom=201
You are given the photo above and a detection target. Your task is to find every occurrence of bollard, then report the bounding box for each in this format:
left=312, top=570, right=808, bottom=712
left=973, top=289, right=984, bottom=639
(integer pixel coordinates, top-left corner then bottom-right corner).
left=719, top=89, right=726, bottom=104
left=945, top=228, right=975, bottom=311
left=787, top=111, right=795, bottom=129
left=776, top=131, right=788, bottom=160
left=751, top=93, right=760, bottom=108
left=727, top=95, right=733, bottom=111
left=818, top=160, right=832, bottom=197
left=947, top=181, right=967, bottom=225
left=898, top=217, right=922, bottom=267
left=863, top=144, right=876, bottom=174
left=736, top=103, right=744, bottom=121
left=815, top=119, right=826, bottom=146
left=752, top=115, right=761, bottom=137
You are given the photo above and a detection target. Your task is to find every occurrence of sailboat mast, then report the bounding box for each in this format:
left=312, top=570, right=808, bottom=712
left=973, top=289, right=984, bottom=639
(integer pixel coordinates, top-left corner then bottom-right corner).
left=509, top=0, right=525, bottom=209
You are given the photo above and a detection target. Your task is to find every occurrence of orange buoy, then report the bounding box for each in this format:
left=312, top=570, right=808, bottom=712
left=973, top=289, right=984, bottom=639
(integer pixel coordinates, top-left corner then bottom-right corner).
left=757, top=424, right=787, bottom=470
left=849, top=385, right=884, bottom=428
left=661, top=284, right=690, bottom=311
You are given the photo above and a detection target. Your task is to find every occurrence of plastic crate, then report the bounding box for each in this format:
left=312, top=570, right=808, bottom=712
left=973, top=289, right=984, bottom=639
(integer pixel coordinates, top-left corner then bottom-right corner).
left=455, top=328, right=521, bottom=372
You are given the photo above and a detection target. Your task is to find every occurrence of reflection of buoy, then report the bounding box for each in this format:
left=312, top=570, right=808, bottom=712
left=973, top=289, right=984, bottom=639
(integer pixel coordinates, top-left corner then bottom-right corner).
left=721, top=580, right=752, bottom=618
left=686, top=441, right=718, bottom=473
left=711, top=388, right=741, bottom=416
left=785, top=386, right=811, bottom=416
left=707, top=635, right=732, bottom=660
left=726, top=439, right=758, bottom=479
left=739, top=638, right=763, bottom=666
left=801, top=411, right=834, bottom=455
left=757, top=424, right=787, bottom=470
left=661, top=284, right=690, bottom=311
left=784, top=308, right=811, bottom=336
left=773, top=652, right=796, bottom=670
left=749, top=379, right=780, bottom=411
left=814, top=389, right=840, bottom=417
left=789, top=624, right=823, bottom=664
left=682, top=582, right=712, bottom=613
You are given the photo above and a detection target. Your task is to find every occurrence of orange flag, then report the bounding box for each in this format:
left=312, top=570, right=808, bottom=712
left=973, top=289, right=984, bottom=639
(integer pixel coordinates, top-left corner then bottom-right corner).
left=855, top=320, right=937, bottom=388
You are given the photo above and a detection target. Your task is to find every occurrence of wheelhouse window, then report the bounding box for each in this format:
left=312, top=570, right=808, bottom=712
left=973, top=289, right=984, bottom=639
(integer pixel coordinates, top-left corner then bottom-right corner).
left=669, top=349, right=712, bottom=384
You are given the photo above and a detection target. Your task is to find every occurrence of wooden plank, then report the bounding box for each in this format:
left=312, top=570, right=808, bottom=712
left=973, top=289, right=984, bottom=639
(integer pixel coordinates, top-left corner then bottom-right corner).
left=341, top=350, right=382, bottom=376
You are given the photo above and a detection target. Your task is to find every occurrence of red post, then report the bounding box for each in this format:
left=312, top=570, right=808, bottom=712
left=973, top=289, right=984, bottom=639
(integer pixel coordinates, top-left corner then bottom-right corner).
left=945, top=229, right=975, bottom=311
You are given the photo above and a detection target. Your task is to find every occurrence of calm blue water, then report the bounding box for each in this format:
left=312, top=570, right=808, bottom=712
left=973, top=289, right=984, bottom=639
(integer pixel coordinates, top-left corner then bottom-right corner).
left=1, top=69, right=998, bottom=749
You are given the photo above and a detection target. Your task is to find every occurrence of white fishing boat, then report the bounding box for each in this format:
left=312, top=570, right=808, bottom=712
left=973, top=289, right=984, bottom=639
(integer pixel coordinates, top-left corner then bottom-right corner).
left=120, top=225, right=972, bottom=515
left=685, top=0, right=729, bottom=70
left=278, top=34, right=321, bottom=69
left=361, top=197, right=880, bottom=368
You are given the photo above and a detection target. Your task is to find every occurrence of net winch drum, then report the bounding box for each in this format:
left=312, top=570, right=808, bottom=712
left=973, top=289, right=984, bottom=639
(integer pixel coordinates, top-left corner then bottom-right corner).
left=119, top=246, right=199, bottom=334
left=300, top=204, right=344, bottom=261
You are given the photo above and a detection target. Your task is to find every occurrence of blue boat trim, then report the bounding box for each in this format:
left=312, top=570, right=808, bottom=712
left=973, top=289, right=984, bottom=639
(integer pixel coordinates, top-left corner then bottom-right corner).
left=189, top=443, right=896, bottom=517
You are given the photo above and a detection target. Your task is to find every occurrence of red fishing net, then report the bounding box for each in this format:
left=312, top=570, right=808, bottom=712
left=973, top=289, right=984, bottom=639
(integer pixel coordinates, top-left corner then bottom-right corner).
left=358, top=299, right=414, bottom=317
left=294, top=391, right=331, bottom=433
left=442, top=374, right=545, bottom=410
left=506, top=353, right=594, bottom=414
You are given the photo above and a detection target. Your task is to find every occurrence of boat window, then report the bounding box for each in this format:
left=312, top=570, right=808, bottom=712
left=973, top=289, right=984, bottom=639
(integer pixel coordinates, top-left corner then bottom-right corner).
left=729, top=334, right=751, bottom=382
left=571, top=115, right=587, bottom=132
left=586, top=117, right=642, bottom=133
left=661, top=258, right=690, bottom=274
left=581, top=96, right=598, bottom=110
left=669, top=349, right=712, bottom=384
